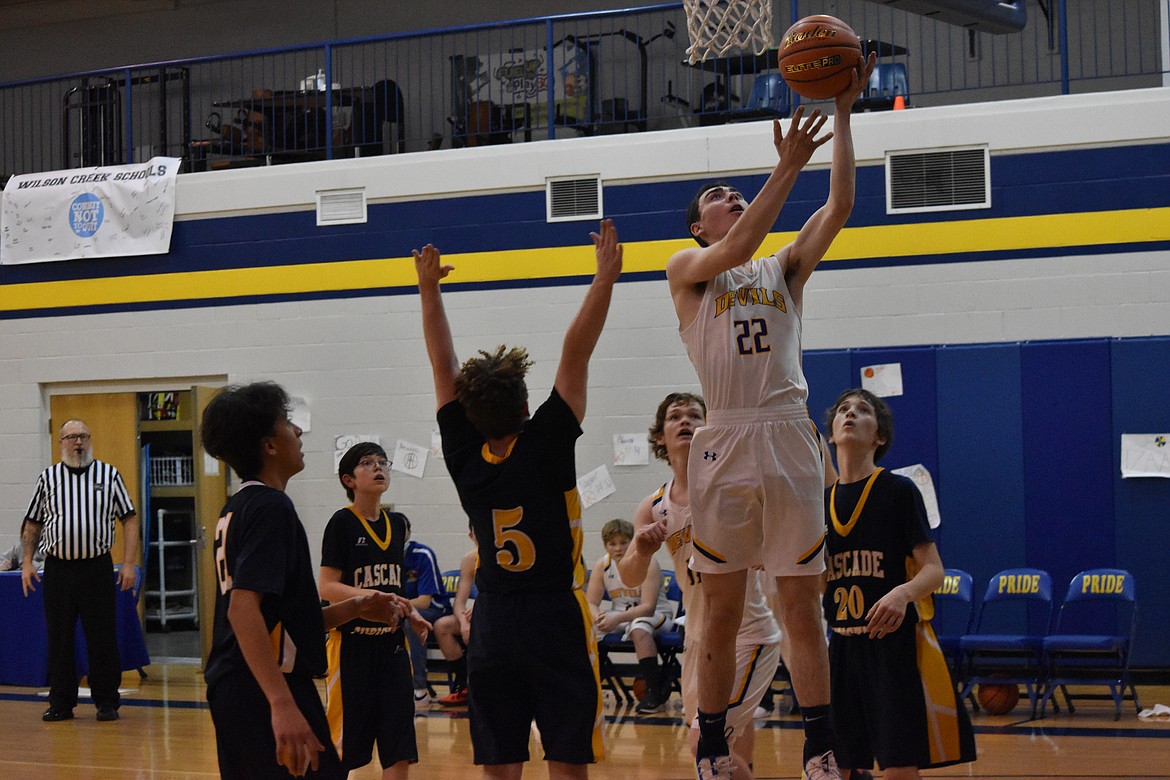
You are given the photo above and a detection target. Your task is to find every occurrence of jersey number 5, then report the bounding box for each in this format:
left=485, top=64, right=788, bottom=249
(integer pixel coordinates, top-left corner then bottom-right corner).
left=492, top=507, right=537, bottom=572
left=734, top=318, right=771, bottom=355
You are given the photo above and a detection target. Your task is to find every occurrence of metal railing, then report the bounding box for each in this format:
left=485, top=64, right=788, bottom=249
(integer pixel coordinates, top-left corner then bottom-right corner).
left=0, top=1, right=1164, bottom=180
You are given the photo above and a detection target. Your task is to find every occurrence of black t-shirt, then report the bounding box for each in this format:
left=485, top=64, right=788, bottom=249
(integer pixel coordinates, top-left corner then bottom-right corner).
left=823, top=468, right=934, bottom=630
left=438, top=388, right=585, bottom=594
left=320, top=506, right=406, bottom=646
left=205, top=484, right=327, bottom=686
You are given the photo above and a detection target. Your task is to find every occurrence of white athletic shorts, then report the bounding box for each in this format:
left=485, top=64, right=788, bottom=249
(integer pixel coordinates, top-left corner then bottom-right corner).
left=688, top=404, right=826, bottom=577
left=620, top=610, right=674, bottom=641
left=683, top=641, right=782, bottom=742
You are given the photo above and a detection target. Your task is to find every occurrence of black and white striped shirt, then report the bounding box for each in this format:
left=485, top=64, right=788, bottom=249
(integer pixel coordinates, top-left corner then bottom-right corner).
left=24, top=460, right=136, bottom=561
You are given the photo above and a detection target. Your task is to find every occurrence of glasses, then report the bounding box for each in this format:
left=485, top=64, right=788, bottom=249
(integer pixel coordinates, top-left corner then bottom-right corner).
left=60, top=433, right=91, bottom=442
left=357, top=457, right=390, bottom=471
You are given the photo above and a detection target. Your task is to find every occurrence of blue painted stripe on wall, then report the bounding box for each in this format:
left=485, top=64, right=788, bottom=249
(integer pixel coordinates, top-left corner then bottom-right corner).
left=1109, top=337, right=1170, bottom=666
left=1021, top=339, right=1115, bottom=635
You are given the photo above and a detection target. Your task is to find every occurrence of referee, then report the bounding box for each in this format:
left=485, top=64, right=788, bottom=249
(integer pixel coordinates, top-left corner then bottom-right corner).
left=21, top=419, right=139, bottom=723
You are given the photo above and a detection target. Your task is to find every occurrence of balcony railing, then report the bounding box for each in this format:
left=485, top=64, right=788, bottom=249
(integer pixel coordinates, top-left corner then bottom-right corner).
left=0, top=0, right=1164, bottom=180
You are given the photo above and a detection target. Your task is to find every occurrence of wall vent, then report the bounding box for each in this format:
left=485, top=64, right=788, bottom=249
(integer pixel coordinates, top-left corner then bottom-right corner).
left=316, top=188, right=367, bottom=226
left=547, top=176, right=602, bottom=222
left=886, top=146, right=990, bottom=214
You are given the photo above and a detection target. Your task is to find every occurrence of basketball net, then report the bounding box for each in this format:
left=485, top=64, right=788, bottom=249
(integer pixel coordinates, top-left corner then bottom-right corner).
left=682, top=0, right=774, bottom=64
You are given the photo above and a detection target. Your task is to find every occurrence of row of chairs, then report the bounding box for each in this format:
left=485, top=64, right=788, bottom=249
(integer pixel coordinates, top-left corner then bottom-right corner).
left=933, top=567, right=1140, bottom=719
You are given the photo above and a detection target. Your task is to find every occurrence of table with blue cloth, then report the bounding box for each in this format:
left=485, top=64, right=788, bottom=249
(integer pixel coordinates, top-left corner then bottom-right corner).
left=0, top=566, right=151, bottom=687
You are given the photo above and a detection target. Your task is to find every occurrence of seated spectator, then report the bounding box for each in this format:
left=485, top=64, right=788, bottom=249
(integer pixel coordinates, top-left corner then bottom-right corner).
left=0, top=536, right=45, bottom=571
left=586, top=518, right=675, bottom=714
left=402, top=517, right=452, bottom=707
left=432, top=541, right=476, bottom=707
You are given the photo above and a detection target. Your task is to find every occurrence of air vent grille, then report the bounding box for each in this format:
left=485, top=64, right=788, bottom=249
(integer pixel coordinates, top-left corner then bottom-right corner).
left=547, top=176, right=602, bottom=222
left=887, top=147, right=990, bottom=213
left=316, top=188, right=367, bottom=226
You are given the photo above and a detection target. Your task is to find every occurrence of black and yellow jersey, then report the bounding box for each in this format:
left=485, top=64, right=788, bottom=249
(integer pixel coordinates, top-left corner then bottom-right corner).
left=438, top=389, right=585, bottom=594
left=823, top=468, right=934, bottom=631
left=320, top=506, right=407, bottom=644
left=206, top=484, right=327, bottom=686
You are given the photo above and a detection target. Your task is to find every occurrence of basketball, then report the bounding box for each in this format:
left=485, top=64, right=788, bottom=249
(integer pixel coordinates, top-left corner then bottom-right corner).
left=976, top=682, right=1020, bottom=715
left=777, top=15, right=864, bottom=101
left=632, top=677, right=647, bottom=701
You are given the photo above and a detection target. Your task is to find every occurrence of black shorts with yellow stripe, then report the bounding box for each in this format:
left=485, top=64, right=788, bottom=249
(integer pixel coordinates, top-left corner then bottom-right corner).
left=467, top=589, right=604, bottom=766
left=829, top=620, right=976, bottom=771
left=325, top=630, right=417, bottom=770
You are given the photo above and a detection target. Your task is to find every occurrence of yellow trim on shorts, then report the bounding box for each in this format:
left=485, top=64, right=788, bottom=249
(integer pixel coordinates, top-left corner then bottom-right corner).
left=728, top=644, right=764, bottom=708
left=692, top=537, right=728, bottom=564
left=573, top=587, right=607, bottom=761
left=325, top=629, right=345, bottom=759
left=795, top=532, right=826, bottom=565
left=916, top=621, right=965, bottom=765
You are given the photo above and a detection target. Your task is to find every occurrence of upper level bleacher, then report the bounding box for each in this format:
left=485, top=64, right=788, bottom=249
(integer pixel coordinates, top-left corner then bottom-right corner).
left=0, top=0, right=1165, bottom=182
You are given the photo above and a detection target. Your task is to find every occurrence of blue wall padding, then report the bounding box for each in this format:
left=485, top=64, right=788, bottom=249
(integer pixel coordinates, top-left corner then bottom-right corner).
left=1109, top=337, right=1170, bottom=664
left=934, top=343, right=1026, bottom=590
left=804, top=336, right=1167, bottom=665
left=1020, top=340, right=1115, bottom=635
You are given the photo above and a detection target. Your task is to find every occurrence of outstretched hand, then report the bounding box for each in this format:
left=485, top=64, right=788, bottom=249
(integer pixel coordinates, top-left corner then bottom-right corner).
left=836, top=51, right=878, bottom=111
left=588, top=219, right=623, bottom=285
left=413, top=243, right=454, bottom=287
left=772, top=106, right=832, bottom=171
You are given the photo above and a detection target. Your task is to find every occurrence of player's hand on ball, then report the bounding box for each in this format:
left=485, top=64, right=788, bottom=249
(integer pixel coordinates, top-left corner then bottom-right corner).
left=835, top=51, right=877, bottom=110
left=413, top=243, right=454, bottom=286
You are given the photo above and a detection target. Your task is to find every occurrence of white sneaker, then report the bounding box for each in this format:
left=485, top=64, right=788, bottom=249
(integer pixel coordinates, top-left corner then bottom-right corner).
left=696, top=754, right=734, bottom=780
left=753, top=704, right=769, bottom=720
left=413, top=689, right=431, bottom=709
left=803, top=750, right=844, bottom=780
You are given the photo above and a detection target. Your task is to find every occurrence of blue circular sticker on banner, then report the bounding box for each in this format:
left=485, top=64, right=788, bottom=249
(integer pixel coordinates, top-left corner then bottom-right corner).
left=69, top=192, right=104, bottom=237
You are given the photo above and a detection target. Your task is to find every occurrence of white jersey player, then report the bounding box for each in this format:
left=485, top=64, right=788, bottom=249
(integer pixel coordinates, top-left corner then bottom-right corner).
left=620, top=392, right=781, bottom=780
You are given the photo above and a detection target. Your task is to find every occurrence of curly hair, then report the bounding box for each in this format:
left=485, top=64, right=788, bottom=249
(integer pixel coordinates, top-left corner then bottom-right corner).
left=200, top=382, right=290, bottom=481
left=648, top=392, right=706, bottom=462
left=454, top=345, right=534, bottom=440
left=824, top=388, right=895, bottom=464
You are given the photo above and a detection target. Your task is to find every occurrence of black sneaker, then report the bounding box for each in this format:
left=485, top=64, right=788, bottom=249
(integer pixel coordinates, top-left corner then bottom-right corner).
left=42, top=707, right=74, bottom=722
left=635, top=686, right=667, bottom=714
left=96, top=707, right=119, bottom=722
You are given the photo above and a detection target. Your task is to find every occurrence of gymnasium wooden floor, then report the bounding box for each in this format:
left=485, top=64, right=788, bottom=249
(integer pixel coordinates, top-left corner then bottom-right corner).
left=1, top=663, right=1168, bottom=779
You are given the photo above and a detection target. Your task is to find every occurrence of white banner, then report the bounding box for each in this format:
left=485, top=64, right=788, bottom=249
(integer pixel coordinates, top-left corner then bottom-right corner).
left=1, top=157, right=180, bottom=265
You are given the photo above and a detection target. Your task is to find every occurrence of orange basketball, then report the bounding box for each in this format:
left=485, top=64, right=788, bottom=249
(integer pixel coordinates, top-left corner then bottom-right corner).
left=976, top=682, right=1020, bottom=715
left=632, top=677, right=647, bottom=701
left=778, top=15, right=864, bottom=101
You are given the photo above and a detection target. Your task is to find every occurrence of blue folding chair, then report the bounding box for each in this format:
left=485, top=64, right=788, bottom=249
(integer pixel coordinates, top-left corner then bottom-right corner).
left=933, top=568, right=976, bottom=675
left=654, top=569, right=685, bottom=696
left=1039, top=569, right=1140, bottom=720
left=728, top=73, right=790, bottom=122
left=958, top=567, right=1053, bottom=717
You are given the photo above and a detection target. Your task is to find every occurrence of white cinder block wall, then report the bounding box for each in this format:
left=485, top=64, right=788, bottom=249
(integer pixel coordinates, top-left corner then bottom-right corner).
left=2, top=88, right=1168, bottom=575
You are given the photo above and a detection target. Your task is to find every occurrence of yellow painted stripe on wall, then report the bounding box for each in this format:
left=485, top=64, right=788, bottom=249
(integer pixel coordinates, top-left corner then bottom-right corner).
left=3, top=207, right=1168, bottom=313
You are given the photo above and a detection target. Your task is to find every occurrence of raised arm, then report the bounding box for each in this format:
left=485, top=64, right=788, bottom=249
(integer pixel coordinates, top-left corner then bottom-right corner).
left=618, top=494, right=666, bottom=588
left=414, top=244, right=459, bottom=410
left=782, top=53, right=876, bottom=301
left=554, top=219, right=623, bottom=422
left=666, top=108, right=832, bottom=290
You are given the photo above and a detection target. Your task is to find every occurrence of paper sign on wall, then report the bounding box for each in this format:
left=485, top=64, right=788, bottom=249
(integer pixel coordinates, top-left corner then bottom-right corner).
left=613, top=433, right=649, bottom=466
left=577, top=465, right=616, bottom=509
left=891, top=463, right=942, bottom=529
left=392, top=439, right=428, bottom=479
left=860, top=363, right=903, bottom=397
left=1121, top=433, right=1170, bottom=478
